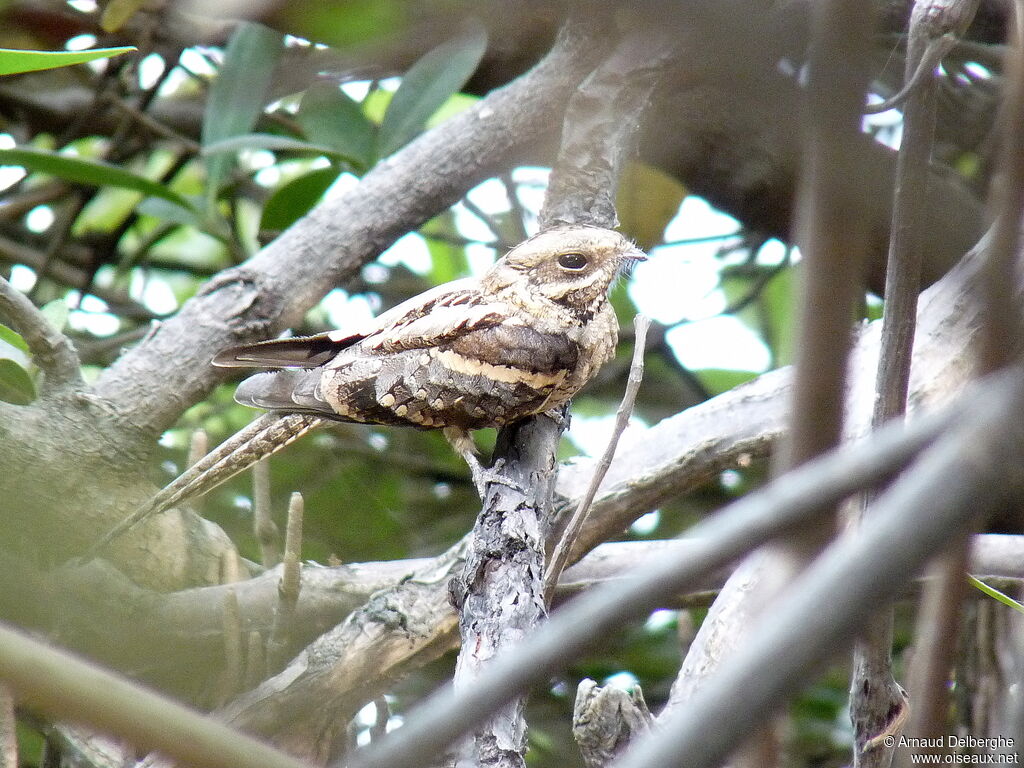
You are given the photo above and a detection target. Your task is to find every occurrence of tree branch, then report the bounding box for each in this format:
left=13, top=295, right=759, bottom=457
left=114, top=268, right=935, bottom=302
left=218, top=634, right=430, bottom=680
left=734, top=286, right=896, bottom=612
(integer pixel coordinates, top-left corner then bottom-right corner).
left=0, top=275, right=82, bottom=392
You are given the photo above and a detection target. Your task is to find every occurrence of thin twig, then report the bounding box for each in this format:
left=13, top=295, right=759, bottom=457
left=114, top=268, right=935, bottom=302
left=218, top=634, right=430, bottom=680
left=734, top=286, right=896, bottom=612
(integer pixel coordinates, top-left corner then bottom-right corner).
left=252, top=459, right=281, bottom=568
left=544, top=314, right=650, bottom=602
left=851, top=1, right=971, bottom=763
left=187, top=428, right=208, bottom=516
left=245, top=631, right=266, bottom=692
left=370, top=697, right=390, bottom=743
left=0, top=275, right=82, bottom=391
left=218, top=588, right=244, bottom=705
left=894, top=545, right=969, bottom=767
left=267, top=492, right=303, bottom=673
left=981, top=0, right=1024, bottom=372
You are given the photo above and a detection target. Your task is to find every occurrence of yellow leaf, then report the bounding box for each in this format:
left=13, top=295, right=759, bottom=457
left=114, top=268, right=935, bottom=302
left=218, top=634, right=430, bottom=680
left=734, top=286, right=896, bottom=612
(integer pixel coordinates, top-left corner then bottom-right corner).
left=616, top=161, right=687, bottom=251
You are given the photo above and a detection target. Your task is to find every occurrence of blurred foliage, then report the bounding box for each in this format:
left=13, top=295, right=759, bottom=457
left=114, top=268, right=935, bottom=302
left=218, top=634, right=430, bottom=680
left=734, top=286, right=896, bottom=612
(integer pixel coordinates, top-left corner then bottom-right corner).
left=0, top=2, right=985, bottom=767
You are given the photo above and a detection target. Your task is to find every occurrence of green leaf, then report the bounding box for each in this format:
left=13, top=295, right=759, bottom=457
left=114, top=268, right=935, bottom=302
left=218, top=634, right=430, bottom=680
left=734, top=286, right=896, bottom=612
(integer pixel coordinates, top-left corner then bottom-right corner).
left=0, top=359, right=35, bottom=405
left=39, top=298, right=69, bottom=332
left=0, top=46, right=134, bottom=76
left=202, top=23, right=284, bottom=196
left=202, top=133, right=343, bottom=158
left=377, top=26, right=487, bottom=157
left=695, top=368, right=759, bottom=395
left=261, top=166, right=340, bottom=231
left=0, top=148, right=194, bottom=212
left=0, top=324, right=29, bottom=354
left=297, top=83, right=376, bottom=169
left=969, top=576, right=1024, bottom=614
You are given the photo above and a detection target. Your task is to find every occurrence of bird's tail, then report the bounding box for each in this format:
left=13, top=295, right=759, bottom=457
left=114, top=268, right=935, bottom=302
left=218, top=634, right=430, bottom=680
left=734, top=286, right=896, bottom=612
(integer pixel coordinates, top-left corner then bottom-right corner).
left=84, top=412, right=323, bottom=560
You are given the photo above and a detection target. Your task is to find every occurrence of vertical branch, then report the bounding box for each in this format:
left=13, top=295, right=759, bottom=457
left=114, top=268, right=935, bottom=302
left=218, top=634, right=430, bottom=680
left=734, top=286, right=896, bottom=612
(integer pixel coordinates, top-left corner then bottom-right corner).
left=980, top=0, right=1024, bottom=373
left=267, top=492, right=303, bottom=673
left=662, top=0, right=873, bottom=760
left=450, top=15, right=676, bottom=768
left=252, top=459, right=281, bottom=568
left=899, top=1, right=1024, bottom=762
left=851, top=2, right=978, bottom=765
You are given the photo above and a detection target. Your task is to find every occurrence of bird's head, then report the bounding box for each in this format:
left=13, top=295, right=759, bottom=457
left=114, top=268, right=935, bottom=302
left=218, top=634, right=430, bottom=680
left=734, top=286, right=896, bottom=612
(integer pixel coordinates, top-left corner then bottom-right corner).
left=483, top=226, right=647, bottom=319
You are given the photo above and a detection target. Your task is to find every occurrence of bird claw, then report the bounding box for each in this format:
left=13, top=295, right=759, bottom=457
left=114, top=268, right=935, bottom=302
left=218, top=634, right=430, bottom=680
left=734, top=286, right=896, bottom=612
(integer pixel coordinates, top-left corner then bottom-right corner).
left=465, top=455, right=525, bottom=498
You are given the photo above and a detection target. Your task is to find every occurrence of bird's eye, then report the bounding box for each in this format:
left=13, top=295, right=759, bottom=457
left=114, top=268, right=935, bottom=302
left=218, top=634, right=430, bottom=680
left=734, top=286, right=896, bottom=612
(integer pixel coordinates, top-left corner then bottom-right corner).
left=557, top=252, right=588, bottom=270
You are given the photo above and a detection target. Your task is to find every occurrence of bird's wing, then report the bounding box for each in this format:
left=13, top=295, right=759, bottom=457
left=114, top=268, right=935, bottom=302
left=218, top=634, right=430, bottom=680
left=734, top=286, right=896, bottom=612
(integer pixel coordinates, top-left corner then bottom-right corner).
left=212, top=278, right=492, bottom=369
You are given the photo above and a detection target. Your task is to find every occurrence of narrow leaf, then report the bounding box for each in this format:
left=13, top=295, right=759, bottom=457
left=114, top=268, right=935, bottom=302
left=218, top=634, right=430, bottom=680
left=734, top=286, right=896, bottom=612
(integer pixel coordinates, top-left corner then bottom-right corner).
left=202, top=23, right=284, bottom=195
left=968, top=575, right=1024, bottom=614
left=0, top=324, right=29, bottom=354
left=261, top=166, right=340, bottom=231
left=201, top=133, right=340, bottom=158
left=0, top=46, right=134, bottom=76
left=297, top=83, right=376, bottom=168
left=0, top=148, right=194, bottom=212
left=0, top=359, right=35, bottom=405
left=378, top=26, right=487, bottom=157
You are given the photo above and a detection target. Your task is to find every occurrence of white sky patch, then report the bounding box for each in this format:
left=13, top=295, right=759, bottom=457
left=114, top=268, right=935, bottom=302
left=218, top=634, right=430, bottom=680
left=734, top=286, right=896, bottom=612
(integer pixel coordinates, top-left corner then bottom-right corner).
left=130, top=272, right=179, bottom=315
left=64, top=34, right=97, bottom=51
left=628, top=251, right=724, bottom=324
left=603, top=671, right=639, bottom=690
left=668, top=315, right=771, bottom=372
left=25, top=206, right=55, bottom=233
left=322, top=289, right=378, bottom=330
left=342, top=81, right=371, bottom=101
left=453, top=200, right=502, bottom=244
left=644, top=609, right=677, bottom=632
left=67, top=0, right=98, bottom=11
left=9, top=265, right=36, bottom=292
left=863, top=95, right=903, bottom=149
left=465, top=241, right=497, bottom=277
left=630, top=510, right=660, bottom=535
left=68, top=294, right=120, bottom=336
left=378, top=232, right=432, bottom=274
left=566, top=412, right=646, bottom=457
left=138, top=53, right=166, bottom=90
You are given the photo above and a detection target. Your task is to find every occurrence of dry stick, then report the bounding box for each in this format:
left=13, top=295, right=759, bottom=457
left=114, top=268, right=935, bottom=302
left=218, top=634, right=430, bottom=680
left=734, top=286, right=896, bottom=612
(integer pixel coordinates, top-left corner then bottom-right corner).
left=267, top=492, right=303, bottom=673
left=187, top=428, right=208, bottom=516
left=0, top=620, right=310, bottom=768
left=711, top=0, right=872, bottom=764
left=544, top=314, right=650, bottom=603
left=245, top=631, right=266, bottom=693
left=345, top=379, right=970, bottom=768
left=252, top=460, right=281, bottom=568
left=851, top=2, right=971, bottom=765
left=0, top=274, right=82, bottom=391
left=218, top=589, right=244, bottom=706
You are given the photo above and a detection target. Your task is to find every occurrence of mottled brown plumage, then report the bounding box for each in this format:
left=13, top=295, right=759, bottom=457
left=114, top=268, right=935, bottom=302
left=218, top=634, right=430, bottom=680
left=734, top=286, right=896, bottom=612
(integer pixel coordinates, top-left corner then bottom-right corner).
left=87, top=226, right=644, bottom=556
left=217, top=225, right=645, bottom=450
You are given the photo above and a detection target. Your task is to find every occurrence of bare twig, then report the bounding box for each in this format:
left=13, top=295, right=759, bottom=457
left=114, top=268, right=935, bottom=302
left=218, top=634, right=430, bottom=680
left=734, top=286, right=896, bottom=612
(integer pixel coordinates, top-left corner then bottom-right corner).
left=0, top=275, right=82, bottom=392
left=267, top=492, right=303, bottom=673
left=544, top=314, right=649, bottom=602
left=981, top=0, right=1024, bottom=372
left=252, top=460, right=280, bottom=568
left=894, top=546, right=969, bottom=767
left=851, top=2, right=977, bottom=764
left=217, top=589, right=244, bottom=705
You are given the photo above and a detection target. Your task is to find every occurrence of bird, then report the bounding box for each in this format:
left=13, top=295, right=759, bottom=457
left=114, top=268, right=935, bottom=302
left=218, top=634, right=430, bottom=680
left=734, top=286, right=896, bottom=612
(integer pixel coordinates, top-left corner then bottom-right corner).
left=86, top=226, right=646, bottom=557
